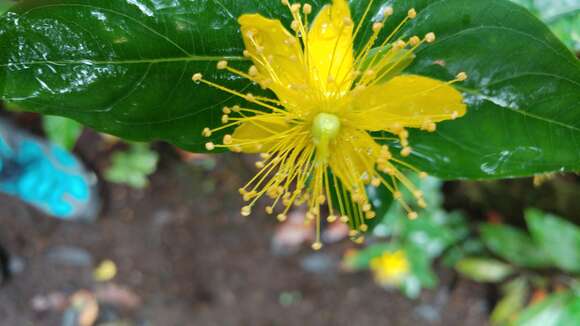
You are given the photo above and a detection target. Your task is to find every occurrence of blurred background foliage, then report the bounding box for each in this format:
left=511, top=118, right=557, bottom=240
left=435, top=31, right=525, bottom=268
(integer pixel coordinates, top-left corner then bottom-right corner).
left=510, top=0, right=580, bottom=52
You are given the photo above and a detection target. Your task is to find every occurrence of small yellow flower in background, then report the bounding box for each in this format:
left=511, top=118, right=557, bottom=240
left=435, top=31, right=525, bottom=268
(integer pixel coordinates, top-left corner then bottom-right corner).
left=370, top=250, right=410, bottom=287
left=193, top=0, right=467, bottom=249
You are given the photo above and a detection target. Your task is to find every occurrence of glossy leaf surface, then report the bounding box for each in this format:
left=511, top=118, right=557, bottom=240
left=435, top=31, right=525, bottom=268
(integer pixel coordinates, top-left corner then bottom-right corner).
left=0, top=0, right=578, bottom=179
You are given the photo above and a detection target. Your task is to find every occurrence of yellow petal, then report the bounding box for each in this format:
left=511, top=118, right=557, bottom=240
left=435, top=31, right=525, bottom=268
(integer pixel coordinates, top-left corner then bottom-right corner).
left=307, top=0, right=354, bottom=97
left=352, top=75, right=466, bottom=131
left=328, top=127, right=380, bottom=189
left=231, top=115, right=291, bottom=153
left=238, top=14, right=310, bottom=112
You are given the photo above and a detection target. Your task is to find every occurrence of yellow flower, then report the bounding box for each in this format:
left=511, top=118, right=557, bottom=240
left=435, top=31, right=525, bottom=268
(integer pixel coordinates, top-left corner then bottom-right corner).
left=193, top=0, right=467, bottom=250
left=370, top=250, right=410, bottom=287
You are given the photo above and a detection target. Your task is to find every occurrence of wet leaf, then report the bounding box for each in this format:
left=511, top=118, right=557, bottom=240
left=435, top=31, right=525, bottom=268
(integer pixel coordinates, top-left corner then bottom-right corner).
left=525, top=209, right=580, bottom=273
left=0, top=0, right=578, bottom=179
left=480, top=223, right=553, bottom=268
left=455, top=257, right=515, bottom=283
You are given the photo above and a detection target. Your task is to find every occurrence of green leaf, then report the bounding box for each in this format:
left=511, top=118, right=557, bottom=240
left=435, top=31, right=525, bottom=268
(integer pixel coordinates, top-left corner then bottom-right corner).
left=455, top=257, right=515, bottom=283
left=525, top=209, right=580, bottom=273
left=491, top=278, right=529, bottom=326
left=104, top=143, right=159, bottom=188
left=480, top=223, right=553, bottom=268
left=0, top=0, right=578, bottom=178
left=43, top=116, right=83, bottom=150
left=516, top=292, right=580, bottom=326
left=510, top=0, right=580, bottom=52
left=406, top=244, right=437, bottom=289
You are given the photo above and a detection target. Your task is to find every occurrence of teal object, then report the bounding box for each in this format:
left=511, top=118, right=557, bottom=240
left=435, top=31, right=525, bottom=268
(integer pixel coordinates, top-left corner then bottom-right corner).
left=0, top=120, right=98, bottom=220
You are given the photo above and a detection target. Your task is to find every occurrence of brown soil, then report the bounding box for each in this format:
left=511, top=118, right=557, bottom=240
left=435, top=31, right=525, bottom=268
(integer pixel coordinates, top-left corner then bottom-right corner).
left=0, top=144, right=490, bottom=326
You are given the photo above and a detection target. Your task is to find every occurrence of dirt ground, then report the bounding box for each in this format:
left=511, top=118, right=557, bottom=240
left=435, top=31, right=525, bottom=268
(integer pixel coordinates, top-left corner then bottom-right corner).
left=0, top=134, right=492, bottom=326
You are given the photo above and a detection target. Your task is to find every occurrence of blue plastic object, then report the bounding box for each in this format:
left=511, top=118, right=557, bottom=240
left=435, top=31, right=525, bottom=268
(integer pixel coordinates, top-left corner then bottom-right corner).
left=0, top=120, right=98, bottom=220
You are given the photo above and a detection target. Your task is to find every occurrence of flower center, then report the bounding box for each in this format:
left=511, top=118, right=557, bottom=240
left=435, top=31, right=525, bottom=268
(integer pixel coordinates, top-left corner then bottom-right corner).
left=312, top=112, right=341, bottom=162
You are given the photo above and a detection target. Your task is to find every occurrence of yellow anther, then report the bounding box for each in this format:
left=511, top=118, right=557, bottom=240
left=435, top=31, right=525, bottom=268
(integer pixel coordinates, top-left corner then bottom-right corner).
left=372, top=22, right=384, bottom=32
left=456, top=72, right=468, bottom=81
left=221, top=115, right=229, bottom=124
left=394, top=40, right=406, bottom=49
left=217, top=60, right=228, bottom=70
left=277, top=214, right=287, bottom=222
left=291, top=20, right=300, bottom=31
left=248, top=66, right=258, bottom=76
left=265, top=206, right=274, bottom=214
left=202, top=127, right=212, bottom=137
left=408, top=8, right=417, bottom=19
left=327, top=215, right=337, bottom=223
left=223, top=134, right=233, bottom=145
left=255, top=161, right=265, bottom=169
left=401, top=147, right=412, bottom=157
left=425, top=32, right=436, bottom=43
left=241, top=206, right=252, bottom=217
left=408, top=211, right=418, bottom=220
left=409, top=36, right=421, bottom=46
left=340, top=215, right=349, bottom=223
left=290, top=3, right=301, bottom=13
left=359, top=224, right=369, bottom=232
left=192, top=73, right=203, bottom=82
left=419, top=172, right=429, bottom=179
left=205, top=142, right=215, bottom=151
left=383, top=7, right=394, bottom=17
left=222, top=106, right=231, bottom=114
left=312, top=242, right=323, bottom=250
left=365, top=211, right=376, bottom=219
left=362, top=203, right=372, bottom=212
left=371, top=178, right=381, bottom=187
left=303, top=3, right=312, bottom=14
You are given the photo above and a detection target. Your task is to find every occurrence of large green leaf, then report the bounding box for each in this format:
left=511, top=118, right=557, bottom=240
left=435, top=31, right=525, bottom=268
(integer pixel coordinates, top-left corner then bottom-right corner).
left=0, top=0, right=578, bottom=179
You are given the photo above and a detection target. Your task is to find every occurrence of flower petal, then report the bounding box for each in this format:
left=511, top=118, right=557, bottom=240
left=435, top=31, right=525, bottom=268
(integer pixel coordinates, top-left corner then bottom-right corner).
left=231, top=115, right=291, bottom=153
left=307, top=0, right=354, bottom=96
left=238, top=14, right=312, bottom=112
left=328, top=127, right=380, bottom=189
left=352, top=75, right=467, bottom=132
